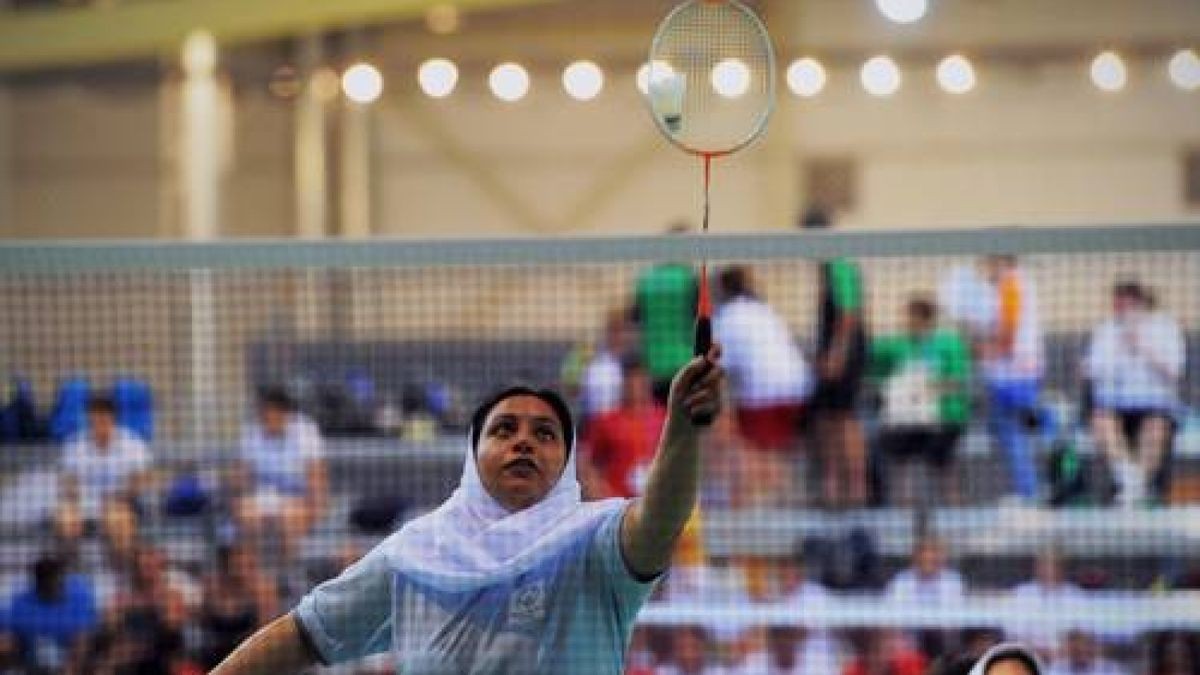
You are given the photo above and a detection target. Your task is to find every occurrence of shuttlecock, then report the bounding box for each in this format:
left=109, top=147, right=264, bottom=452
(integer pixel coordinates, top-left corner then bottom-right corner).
left=649, top=71, right=686, bottom=134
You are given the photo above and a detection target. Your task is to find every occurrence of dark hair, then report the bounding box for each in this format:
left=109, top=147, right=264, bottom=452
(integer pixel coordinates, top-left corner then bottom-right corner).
left=33, top=555, right=66, bottom=599
left=1113, top=279, right=1143, bottom=299
left=931, top=654, right=979, bottom=675
left=257, top=385, right=297, bottom=413
left=907, top=295, right=938, bottom=323
left=86, top=394, right=116, bottom=416
left=1113, top=279, right=1157, bottom=308
left=470, top=386, right=575, bottom=457
left=619, top=356, right=646, bottom=377
left=800, top=205, right=831, bottom=230
left=718, top=266, right=755, bottom=300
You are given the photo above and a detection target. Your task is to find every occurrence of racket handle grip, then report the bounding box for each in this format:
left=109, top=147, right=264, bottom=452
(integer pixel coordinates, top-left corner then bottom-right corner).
left=690, top=316, right=716, bottom=427
left=694, top=315, right=712, bottom=357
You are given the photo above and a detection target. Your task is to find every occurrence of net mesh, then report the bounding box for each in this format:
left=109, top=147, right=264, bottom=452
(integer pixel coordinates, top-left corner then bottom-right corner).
left=0, top=229, right=1197, bottom=673
left=647, top=0, right=775, bottom=155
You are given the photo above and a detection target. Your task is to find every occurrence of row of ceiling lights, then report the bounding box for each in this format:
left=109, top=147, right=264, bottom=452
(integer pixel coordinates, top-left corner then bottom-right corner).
left=327, top=49, right=1200, bottom=104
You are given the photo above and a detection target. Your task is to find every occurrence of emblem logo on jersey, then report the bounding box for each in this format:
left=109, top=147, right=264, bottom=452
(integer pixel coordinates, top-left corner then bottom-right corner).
left=508, top=580, right=547, bottom=625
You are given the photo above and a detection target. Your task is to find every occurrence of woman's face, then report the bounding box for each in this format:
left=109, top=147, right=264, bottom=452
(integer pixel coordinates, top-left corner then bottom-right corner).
left=476, top=395, right=568, bottom=512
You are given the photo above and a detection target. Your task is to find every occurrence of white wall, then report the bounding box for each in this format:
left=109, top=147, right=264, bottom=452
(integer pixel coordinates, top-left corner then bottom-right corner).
left=0, top=84, right=11, bottom=237
left=3, top=0, right=1199, bottom=240
left=10, top=85, right=163, bottom=238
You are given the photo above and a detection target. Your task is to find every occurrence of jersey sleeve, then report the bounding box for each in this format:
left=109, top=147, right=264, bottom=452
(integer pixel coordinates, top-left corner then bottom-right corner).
left=129, top=438, right=153, bottom=471
left=829, top=259, right=863, bottom=313
left=867, top=336, right=900, bottom=380
left=294, top=543, right=393, bottom=665
left=941, top=331, right=971, bottom=381
left=298, top=419, right=326, bottom=462
left=591, top=505, right=660, bottom=619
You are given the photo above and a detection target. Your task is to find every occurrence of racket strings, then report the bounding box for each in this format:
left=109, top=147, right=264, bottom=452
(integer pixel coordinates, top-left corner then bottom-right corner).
left=649, top=0, right=774, bottom=155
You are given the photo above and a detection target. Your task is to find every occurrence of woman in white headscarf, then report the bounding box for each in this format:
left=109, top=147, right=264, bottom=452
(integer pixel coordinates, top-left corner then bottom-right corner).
left=211, top=347, right=724, bottom=675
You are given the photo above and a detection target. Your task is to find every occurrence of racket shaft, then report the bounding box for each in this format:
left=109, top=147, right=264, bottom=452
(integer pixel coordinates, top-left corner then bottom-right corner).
left=691, top=315, right=716, bottom=426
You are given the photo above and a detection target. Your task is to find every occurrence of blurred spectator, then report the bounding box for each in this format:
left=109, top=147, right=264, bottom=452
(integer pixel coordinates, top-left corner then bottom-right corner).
left=804, top=528, right=882, bottom=592
left=939, top=262, right=998, bottom=346
left=978, top=256, right=1047, bottom=504
left=802, top=207, right=869, bottom=508
left=1082, top=281, right=1185, bottom=507
left=698, top=408, right=747, bottom=509
left=577, top=307, right=638, bottom=422
left=627, top=627, right=664, bottom=675
left=869, top=295, right=971, bottom=507
left=934, top=642, right=1044, bottom=675
left=1146, top=631, right=1199, bottom=675
left=886, top=536, right=964, bottom=604
left=657, top=626, right=728, bottom=675
left=887, top=536, right=965, bottom=660
left=775, top=548, right=831, bottom=607
left=3, top=554, right=97, bottom=673
left=0, top=376, right=41, bottom=443
left=581, top=359, right=666, bottom=500
left=713, top=266, right=812, bottom=506
left=1047, top=631, right=1128, bottom=675
left=735, top=625, right=841, bottom=675
left=233, top=387, right=328, bottom=566
left=199, top=544, right=279, bottom=669
left=634, top=225, right=698, bottom=405
left=80, top=545, right=196, bottom=675
left=1008, top=548, right=1083, bottom=661
left=55, top=394, right=153, bottom=565
left=842, top=629, right=928, bottom=675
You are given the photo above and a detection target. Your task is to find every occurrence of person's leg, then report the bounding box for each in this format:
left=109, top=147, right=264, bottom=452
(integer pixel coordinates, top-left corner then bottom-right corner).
left=100, top=499, right=138, bottom=564
left=1136, top=414, right=1172, bottom=501
left=841, top=413, right=868, bottom=508
left=1091, top=410, right=1130, bottom=465
left=234, top=494, right=262, bottom=542
left=814, top=410, right=841, bottom=509
left=54, top=501, right=84, bottom=545
left=893, top=450, right=915, bottom=509
left=279, top=497, right=313, bottom=563
left=1092, top=410, right=1134, bottom=504
left=988, top=380, right=1039, bottom=501
left=933, top=428, right=963, bottom=507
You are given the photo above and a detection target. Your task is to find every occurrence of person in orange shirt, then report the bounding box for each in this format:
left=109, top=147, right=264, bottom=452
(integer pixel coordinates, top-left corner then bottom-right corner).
left=582, top=360, right=669, bottom=499
left=970, top=256, right=1047, bottom=503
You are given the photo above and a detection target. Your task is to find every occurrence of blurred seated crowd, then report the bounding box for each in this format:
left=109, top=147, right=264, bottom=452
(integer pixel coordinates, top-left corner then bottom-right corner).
left=0, top=216, right=1194, bottom=673
left=567, top=246, right=1193, bottom=511
left=0, top=376, right=1194, bottom=673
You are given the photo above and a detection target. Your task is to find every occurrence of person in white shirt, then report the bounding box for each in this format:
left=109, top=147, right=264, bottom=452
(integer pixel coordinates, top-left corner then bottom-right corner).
left=579, top=308, right=637, bottom=422
left=776, top=553, right=831, bottom=607
left=1047, top=631, right=1128, bottom=675
left=713, top=266, right=812, bottom=506
left=735, top=626, right=842, bottom=675
left=1008, top=548, right=1084, bottom=661
left=887, top=536, right=965, bottom=659
left=55, top=395, right=153, bottom=564
left=886, top=536, right=965, bottom=604
left=657, top=626, right=730, bottom=675
left=233, top=388, right=329, bottom=566
left=1082, top=281, right=1185, bottom=507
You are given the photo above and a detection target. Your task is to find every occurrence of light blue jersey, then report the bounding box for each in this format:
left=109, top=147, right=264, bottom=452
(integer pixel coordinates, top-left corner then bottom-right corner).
left=295, top=506, right=657, bottom=674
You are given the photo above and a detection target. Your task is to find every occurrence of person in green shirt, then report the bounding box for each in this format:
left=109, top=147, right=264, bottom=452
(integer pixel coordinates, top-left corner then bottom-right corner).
left=803, top=206, right=869, bottom=508
left=634, top=261, right=698, bottom=405
left=869, top=295, right=971, bottom=507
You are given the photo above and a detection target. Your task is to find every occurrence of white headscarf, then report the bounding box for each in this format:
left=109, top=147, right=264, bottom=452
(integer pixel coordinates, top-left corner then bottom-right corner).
left=968, top=643, right=1045, bottom=675
left=385, top=397, right=627, bottom=593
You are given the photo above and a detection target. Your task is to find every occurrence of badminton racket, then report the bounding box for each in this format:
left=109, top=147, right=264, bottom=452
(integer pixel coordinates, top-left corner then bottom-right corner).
left=644, top=0, right=776, bottom=423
